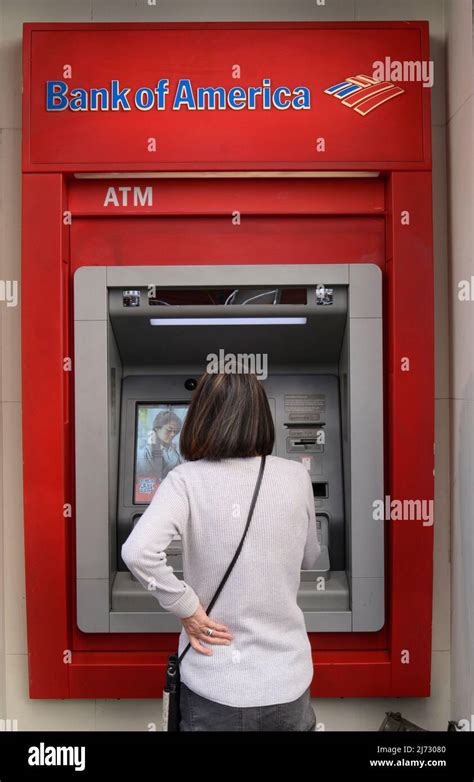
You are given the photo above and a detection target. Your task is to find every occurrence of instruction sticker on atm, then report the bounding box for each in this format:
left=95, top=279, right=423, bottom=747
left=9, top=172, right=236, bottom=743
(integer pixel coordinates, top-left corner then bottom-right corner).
left=134, top=403, right=188, bottom=503
left=284, top=393, right=325, bottom=422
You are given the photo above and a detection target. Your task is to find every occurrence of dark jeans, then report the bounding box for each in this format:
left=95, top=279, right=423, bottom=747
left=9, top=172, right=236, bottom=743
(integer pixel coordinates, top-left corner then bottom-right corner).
left=179, top=681, right=317, bottom=732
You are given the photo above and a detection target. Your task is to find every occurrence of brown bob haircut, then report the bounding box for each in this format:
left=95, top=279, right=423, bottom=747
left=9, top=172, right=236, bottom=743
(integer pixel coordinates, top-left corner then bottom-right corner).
left=180, top=371, right=275, bottom=461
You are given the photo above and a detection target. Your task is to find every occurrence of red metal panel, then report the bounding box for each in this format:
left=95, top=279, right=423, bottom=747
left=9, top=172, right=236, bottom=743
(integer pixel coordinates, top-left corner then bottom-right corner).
left=70, top=215, right=385, bottom=269
left=68, top=651, right=391, bottom=699
left=68, top=177, right=386, bottom=217
left=22, top=174, right=70, bottom=697
left=387, top=172, right=435, bottom=696
left=23, top=22, right=431, bottom=172
left=311, top=652, right=391, bottom=698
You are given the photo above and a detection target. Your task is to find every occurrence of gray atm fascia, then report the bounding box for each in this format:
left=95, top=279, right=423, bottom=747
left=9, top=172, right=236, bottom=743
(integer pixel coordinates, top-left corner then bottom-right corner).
left=74, top=264, right=384, bottom=634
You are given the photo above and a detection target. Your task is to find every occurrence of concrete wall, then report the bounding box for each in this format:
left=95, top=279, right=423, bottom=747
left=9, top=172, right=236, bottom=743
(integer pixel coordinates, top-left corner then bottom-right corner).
left=446, top=0, right=474, bottom=727
left=0, top=0, right=452, bottom=731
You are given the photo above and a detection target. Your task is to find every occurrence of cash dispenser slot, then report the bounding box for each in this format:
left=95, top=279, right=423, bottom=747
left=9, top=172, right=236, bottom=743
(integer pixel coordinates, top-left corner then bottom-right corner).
left=313, top=483, right=328, bottom=498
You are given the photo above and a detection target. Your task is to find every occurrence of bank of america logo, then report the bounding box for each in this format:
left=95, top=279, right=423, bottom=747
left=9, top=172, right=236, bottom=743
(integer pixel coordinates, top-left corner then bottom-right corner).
left=325, top=74, right=404, bottom=116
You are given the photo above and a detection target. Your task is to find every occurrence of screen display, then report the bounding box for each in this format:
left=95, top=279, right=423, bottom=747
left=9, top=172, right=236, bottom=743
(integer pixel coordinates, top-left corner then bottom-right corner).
left=134, top=403, right=188, bottom=503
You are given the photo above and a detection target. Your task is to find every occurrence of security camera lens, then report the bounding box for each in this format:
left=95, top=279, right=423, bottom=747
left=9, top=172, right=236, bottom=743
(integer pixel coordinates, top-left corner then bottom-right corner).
left=185, top=378, right=197, bottom=391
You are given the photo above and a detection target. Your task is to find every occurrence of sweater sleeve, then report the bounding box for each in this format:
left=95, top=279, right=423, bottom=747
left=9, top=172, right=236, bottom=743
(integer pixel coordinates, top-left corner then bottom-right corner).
left=301, top=469, right=322, bottom=570
left=121, top=467, right=200, bottom=619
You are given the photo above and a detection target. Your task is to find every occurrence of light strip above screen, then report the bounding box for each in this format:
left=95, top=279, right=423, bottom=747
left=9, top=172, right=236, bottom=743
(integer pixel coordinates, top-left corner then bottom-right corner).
left=149, top=317, right=307, bottom=326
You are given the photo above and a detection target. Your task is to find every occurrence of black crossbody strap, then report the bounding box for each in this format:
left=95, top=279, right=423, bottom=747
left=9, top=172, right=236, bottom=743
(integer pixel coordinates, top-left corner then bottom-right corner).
left=178, top=455, right=266, bottom=664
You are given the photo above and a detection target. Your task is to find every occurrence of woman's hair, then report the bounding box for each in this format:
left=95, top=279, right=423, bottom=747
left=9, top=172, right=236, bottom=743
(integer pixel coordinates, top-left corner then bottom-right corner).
left=180, top=371, right=275, bottom=461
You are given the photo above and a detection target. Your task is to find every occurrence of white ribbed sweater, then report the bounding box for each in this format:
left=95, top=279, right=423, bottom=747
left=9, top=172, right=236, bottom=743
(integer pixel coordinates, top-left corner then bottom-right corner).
left=121, top=454, right=321, bottom=707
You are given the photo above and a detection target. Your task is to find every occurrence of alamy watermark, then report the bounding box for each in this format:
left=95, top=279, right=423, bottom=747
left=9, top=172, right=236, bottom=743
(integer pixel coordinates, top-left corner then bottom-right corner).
left=206, top=350, right=268, bottom=380
left=0, top=279, right=18, bottom=307
left=372, top=57, right=434, bottom=88
left=28, top=743, right=85, bottom=772
left=373, top=496, right=434, bottom=526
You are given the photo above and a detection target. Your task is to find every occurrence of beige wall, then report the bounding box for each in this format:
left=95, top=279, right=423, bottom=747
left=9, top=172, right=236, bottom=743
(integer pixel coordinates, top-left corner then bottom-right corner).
left=446, top=0, right=474, bottom=726
left=0, top=0, right=453, bottom=731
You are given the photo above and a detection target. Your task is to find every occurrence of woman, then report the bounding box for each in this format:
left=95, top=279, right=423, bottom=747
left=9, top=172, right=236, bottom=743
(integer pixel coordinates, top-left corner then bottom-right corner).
left=121, top=370, right=321, bottom=731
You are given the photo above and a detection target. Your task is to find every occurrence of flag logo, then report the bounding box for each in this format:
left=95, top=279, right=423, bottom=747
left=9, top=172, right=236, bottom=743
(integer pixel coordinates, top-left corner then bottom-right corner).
left=325, top=74, right=404, bottom=116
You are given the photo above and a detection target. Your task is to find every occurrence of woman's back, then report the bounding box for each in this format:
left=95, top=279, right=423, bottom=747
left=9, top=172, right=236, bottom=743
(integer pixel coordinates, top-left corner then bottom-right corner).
left=121, top=370, right=321, bottom=713
left=174, top=454, right=321, bottom=707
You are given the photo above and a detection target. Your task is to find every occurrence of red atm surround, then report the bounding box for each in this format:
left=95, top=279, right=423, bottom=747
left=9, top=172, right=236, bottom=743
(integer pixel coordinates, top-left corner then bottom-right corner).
left=21, top=22, right=434, bottom=698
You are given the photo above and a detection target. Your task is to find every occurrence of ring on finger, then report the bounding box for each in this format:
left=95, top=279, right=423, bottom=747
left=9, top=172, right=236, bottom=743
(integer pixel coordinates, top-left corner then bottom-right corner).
left=204, top=627, right=214, bottom=637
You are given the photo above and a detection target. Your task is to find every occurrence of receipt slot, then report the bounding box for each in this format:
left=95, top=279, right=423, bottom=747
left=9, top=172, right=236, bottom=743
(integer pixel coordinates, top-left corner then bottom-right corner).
left=74, top=265, right=384, bottom=634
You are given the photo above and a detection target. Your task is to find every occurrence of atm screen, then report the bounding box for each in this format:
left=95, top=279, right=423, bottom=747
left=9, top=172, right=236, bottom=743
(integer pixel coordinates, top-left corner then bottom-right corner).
left=133, top=403, right=188, bottom=503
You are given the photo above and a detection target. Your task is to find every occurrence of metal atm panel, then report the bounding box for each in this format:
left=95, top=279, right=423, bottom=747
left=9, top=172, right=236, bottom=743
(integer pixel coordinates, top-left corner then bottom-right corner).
left=73, top=264, right=384, bottom=635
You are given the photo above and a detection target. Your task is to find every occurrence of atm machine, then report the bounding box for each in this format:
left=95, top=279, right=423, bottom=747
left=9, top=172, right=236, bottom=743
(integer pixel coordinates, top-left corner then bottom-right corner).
left=74, top=263, right=384, bottom=635
left=21, top=20, right=434, bottom=699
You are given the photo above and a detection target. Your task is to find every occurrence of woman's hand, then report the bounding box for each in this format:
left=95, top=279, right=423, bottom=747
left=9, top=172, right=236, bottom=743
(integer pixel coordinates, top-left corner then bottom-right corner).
left=181, top=604, right=233, bottom=656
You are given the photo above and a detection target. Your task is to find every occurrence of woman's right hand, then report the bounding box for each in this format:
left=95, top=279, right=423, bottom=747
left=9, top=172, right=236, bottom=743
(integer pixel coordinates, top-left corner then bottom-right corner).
left=181, top=604, right=233, bottom=656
